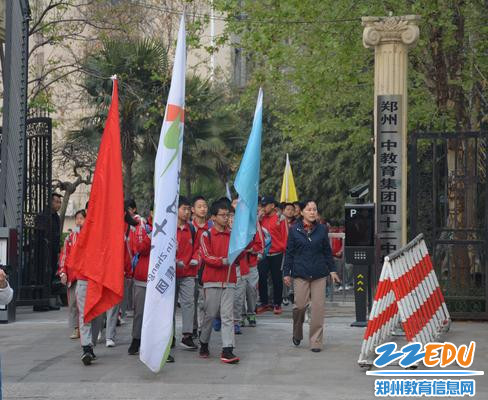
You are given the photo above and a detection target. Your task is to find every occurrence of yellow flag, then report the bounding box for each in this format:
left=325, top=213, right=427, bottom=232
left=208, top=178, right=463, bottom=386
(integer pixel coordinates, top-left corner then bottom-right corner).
left=280, top=153, right=298, bottom=202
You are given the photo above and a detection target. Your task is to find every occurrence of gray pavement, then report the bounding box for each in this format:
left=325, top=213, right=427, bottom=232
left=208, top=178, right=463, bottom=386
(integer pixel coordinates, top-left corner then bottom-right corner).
left=1, top=304, right=487, bottom=400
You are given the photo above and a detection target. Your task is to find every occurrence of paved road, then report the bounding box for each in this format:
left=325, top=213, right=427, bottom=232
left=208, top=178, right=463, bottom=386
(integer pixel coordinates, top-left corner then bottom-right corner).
left=1, top=304, right=487, bottom=400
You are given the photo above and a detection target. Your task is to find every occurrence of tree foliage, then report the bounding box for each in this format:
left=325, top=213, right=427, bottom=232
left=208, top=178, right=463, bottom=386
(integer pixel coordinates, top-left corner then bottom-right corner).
left=78, top=36, right=241, bottom=213
left=81, top=37, right=170, bottom=197
left=214, top=0, right=488, bottom=220
left=182, top=76, right=242, bottom=198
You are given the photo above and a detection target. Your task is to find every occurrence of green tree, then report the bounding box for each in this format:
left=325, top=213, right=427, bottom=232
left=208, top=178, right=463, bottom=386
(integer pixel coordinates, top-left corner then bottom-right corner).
left=181, top=76, right=241, bottom=199
left=131, top=77, right=242, bottom=214
left=215, top=0, right=488, bottom=306
left=81, top=37, right=170, bottom=197
left=214, top=0, right=487, bottom=223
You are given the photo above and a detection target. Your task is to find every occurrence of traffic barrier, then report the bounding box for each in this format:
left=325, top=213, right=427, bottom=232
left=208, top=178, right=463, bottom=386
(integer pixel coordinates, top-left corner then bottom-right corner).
left=358, top=234, right=450, bottom=368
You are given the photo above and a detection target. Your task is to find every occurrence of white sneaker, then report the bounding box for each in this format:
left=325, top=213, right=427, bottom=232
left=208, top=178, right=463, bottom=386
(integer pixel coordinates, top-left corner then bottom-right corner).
left=106, top=339, right=115, bottom=348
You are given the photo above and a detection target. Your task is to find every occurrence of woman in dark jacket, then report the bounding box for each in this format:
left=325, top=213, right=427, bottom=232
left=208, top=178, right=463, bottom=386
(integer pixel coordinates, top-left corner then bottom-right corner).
left=283, top=200, right=340, bottom=352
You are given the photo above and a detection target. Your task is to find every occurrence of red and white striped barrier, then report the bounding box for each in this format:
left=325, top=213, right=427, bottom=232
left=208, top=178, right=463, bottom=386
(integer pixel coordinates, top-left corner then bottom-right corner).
left=358, top=234, right=451, bottom=368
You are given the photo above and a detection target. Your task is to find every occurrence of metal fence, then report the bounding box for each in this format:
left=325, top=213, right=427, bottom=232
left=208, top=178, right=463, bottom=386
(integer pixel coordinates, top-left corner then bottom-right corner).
left=0, top=0, right=30, bottom=304
left=17, top=115, right=53, bottom=306
left=409, top=130, right=488, bottom=319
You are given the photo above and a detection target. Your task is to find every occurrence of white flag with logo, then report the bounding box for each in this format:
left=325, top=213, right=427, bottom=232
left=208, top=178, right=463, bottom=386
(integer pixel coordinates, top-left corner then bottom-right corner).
left=140, top=15, right=186, bottom=373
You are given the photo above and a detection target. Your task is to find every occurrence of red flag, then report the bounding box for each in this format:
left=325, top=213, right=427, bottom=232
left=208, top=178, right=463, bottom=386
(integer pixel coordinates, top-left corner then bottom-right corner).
left=70, top=78, right=125, bottom=322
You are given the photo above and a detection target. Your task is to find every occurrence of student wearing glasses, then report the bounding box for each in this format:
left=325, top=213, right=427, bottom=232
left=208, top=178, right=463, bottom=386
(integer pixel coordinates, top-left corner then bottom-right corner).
left=198, top=200, right=240, bottom=364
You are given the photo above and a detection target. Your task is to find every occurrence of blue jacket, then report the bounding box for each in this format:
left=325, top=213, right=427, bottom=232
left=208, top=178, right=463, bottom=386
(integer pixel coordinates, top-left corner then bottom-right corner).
left=283, top=221, right=336, bottom=279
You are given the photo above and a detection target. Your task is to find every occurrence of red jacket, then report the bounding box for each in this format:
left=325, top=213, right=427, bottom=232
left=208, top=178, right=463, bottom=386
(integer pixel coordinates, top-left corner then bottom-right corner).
left=58, top=230, right=87, bottom=282
left=176, top=222, right=197, bottom=278
left=200, top=226, right=237, bottom=285
left=329, top=226, right=344, bottom=258
left=130, top=221, right=152, bottom=283
left=261, top=212, right=288, bottom=254
left=191, top=219, right=211, bottom=267
left=239, top=222, right=265, bottom=276
left=124, top=223, right=134, bottom=277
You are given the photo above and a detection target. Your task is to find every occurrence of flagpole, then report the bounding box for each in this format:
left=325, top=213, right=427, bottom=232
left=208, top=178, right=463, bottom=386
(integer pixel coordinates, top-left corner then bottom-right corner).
left=285, top=153, right=289, bottom=201
left=228, top=88, right=263, bottom=265
left=140, top=14, right=186, bottom=373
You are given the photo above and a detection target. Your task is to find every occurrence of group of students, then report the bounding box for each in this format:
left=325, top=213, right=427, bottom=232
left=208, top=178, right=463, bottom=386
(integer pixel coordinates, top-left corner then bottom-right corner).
left=57, top=194, right=340, bottom=366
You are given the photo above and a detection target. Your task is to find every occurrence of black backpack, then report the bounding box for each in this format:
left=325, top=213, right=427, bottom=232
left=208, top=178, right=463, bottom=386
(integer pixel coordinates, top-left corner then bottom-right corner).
left=189, top=222, right=196, bottom=245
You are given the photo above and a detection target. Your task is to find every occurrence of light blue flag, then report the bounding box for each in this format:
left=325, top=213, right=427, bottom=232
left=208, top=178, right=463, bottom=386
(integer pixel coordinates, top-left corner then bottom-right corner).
left=228, top=88, right=263, bottom=264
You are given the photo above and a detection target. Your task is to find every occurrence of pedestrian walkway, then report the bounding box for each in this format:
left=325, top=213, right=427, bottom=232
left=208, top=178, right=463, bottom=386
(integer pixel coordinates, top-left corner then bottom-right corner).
left=1, top=305, right=486, bottom=400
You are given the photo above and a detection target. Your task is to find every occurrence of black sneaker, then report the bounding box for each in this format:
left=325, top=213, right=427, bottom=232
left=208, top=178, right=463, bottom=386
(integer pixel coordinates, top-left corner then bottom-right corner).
left=292, top=337, right=301, bottom=346
left=248, top=315, right=256, bottom=327
left=81, top=346, right=94, bottom=366
left=220, top=347, right=239, bottom=364
left=89, top=347, right=97, bottom=360
left=128, top=338, right=140, bottom=355
left=166, top=354, right=175, bottom=363
left=199, top=342, right=209, bottom=358
left=181, top=335, right=198, bottom=350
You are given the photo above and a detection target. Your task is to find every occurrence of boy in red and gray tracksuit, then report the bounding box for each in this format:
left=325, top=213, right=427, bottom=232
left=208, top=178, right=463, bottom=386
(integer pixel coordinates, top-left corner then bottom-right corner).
left=191, top=196, right=213, bottom=334
left=58, top=210, right=86, bottom=340
left=127, top=216, right=152, bottom=356
left=234, top=221, right=265, bottom=328
left=198, top=200, right=240, bottom=364
left=258, top=196, right=288, bottom=314
left=66, top=215, right=105, bottom=365
left=175, top=196, right=199, bottom=350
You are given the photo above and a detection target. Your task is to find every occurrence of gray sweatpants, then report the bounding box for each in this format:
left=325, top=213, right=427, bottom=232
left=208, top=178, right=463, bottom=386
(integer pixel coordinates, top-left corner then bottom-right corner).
left=76, top=280, right=104, bottom=347
left=121, top=277, right=134, bottom=318
left=132, top=282, right=146, bottom=340
left=199, top=285, right=207, bottom=328
left=234, top=268, right=246, bottom=321
left=193, top=279, right=204, bottom=332
left=175, top=277, right=195, bottom=335
left=245, top=267, right=259, bottom=317
left=105, top=304, right=119, bottom=341
left=68, top=282, right=79, bottom=329
left=200, top=286, right=235, bottom=348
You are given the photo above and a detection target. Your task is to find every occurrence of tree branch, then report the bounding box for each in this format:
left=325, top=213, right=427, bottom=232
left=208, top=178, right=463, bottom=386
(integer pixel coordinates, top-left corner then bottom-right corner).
left=29, top=0, right=68, bottom=35
left=29, top=0, right=98, bottom=35
left=29, top=66, right=84, bottom=100
left=28, top=62, right=80, bottom=85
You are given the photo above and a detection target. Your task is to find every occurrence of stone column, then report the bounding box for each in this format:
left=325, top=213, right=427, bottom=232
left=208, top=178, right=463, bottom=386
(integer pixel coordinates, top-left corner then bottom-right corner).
left=362, top=15, right=420, bottom=254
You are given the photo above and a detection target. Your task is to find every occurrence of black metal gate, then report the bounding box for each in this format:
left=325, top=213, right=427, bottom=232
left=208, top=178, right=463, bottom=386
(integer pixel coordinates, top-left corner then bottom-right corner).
left=17, top=115, right=53, bottom=306
left=409, top=130, right=488, bottom=319
left=0, top=1, right=30, bottom=307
